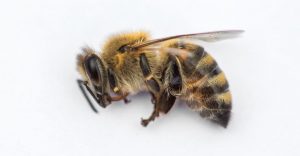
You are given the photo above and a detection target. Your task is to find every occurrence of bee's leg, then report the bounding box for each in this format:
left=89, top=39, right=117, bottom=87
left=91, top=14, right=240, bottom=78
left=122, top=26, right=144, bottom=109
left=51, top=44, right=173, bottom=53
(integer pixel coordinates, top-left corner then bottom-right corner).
left=142, top=55, right=183, bottom=116
left=140, top=53, right=161, bottom=93
left=158, top=90, right=176, bottom=114
left=140, top=99, right=160, bottom=127
left=150, top=92, right=156, bottom=104
left=108, top=93, right=130, bottom=102
left=139, top=53, right=162, bottom=126
left=143, top=56, right=181, bottom=118
left=165, top=55, right=183, bottom=96
left=139, top=53, right=178, bottom=126
left=105, top=93, right=130, bottom=105
left=140, top=90, right=176, bottom=126
left=107, top=68, right=131, bottom=104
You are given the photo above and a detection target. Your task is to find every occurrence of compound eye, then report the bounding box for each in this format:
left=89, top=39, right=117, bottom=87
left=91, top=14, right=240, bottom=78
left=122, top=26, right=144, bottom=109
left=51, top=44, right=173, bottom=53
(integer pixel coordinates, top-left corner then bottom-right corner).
left=84, top=55, right=102, bottom=85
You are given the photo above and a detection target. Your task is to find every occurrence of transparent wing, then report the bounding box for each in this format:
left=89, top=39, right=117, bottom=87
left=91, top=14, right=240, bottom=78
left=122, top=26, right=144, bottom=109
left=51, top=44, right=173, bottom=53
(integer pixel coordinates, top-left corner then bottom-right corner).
left=184, top=30, right=245, bottom=42
left=133, top=30, right=244, bottom=49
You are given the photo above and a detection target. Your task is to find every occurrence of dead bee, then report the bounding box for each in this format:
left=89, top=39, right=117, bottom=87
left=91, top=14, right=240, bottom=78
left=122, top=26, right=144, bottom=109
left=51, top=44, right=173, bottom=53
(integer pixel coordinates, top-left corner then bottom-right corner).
left=76, top=30, right=244, bottom=128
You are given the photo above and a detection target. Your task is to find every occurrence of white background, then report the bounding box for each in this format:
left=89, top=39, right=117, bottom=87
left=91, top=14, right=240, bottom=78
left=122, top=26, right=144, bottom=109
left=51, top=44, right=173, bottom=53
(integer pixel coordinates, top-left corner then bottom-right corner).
left=0, top=0, right=299, bottom=155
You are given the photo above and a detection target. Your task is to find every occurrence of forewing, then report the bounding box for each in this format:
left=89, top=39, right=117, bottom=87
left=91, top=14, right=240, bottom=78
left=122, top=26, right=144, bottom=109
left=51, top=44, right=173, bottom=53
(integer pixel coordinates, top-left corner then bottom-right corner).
left=134, top=30, right=244, bottom=49
left=184, top=30, right=245, bottom=42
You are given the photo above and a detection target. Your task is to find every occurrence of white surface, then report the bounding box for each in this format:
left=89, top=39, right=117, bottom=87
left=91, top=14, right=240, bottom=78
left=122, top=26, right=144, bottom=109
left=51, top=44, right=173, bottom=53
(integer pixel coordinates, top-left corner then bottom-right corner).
left=0, top=0, right=299, bottom=155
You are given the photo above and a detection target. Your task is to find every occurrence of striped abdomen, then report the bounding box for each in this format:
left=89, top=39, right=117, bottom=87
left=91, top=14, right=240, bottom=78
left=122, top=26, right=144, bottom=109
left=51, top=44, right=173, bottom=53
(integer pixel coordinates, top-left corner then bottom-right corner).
left=179, top=44, right=232, bottom=127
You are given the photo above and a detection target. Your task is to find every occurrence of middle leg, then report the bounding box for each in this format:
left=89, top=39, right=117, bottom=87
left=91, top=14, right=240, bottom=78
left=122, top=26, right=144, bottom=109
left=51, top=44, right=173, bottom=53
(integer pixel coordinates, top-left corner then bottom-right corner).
left=139, top=53, right=162, bottom=126
left=139, top=53, right=178, bottom=127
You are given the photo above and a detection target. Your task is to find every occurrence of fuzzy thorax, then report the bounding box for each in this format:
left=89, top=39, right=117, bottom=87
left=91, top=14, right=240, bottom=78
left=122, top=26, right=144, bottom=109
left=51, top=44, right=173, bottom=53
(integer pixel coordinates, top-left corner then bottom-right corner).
left=101, top=31, right=150, bottom=62
left=99, top=31, right=157, bottom=94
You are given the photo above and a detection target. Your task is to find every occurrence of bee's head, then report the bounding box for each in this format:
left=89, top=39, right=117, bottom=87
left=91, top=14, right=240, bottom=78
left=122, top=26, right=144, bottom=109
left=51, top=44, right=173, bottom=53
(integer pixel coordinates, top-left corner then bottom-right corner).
left=77, top=47, right=110, bottom=108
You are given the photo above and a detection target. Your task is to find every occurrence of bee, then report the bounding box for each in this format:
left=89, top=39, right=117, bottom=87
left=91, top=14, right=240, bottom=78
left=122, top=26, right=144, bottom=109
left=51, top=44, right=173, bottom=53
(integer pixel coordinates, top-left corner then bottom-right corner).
left=76, top=30, right=244, bottom=128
